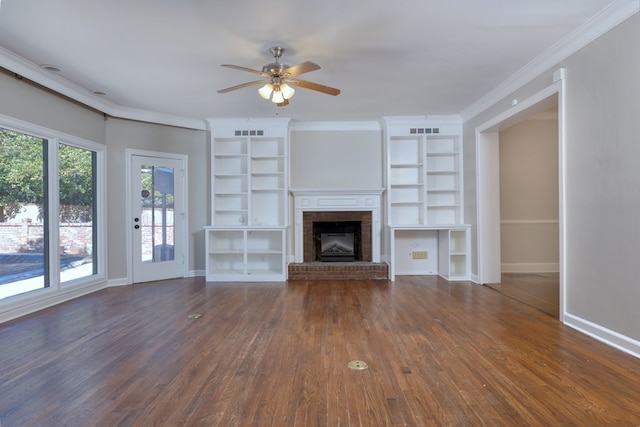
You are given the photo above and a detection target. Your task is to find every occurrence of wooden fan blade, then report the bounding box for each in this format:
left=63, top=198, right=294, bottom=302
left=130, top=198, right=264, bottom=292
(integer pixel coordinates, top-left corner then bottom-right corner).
left=290, top=79, right=341, bottom=96
left=283, top=61, right=321, bottom=77
left=276, top=99, right=290, bottom=107
left=217, top=80, right=264, bottom=93
left=221, top=64, right=269, bottom=77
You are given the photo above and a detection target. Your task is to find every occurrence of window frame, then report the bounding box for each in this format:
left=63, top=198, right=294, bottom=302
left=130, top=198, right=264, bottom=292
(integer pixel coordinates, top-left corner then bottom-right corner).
left=0, top=113, right=106, bottom=302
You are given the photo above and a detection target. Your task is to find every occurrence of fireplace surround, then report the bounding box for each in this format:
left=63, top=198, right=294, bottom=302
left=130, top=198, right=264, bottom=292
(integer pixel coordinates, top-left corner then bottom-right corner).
left=290, top=188, right=383, bottom=264
left=304, top=211, right=370, bottom=262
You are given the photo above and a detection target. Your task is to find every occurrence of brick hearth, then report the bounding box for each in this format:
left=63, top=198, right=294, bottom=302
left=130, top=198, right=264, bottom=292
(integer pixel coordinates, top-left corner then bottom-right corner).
left=288, top=262, right=389, bottom=280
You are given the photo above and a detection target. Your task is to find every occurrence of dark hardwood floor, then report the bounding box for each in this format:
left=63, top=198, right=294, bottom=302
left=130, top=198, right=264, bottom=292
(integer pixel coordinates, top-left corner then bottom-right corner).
left=1, top=276, right=639, bottom=426
left=485, top=273, right=560, bottom=318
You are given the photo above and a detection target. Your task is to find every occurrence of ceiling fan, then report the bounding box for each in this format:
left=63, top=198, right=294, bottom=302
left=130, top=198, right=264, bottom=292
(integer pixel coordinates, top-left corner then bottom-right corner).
left=217, top=46, right=341, bottom=106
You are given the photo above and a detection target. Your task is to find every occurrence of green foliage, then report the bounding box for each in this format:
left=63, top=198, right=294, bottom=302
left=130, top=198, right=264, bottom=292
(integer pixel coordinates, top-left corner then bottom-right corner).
left=0, top=129, right=44, bottom=221
left=0, top=128, right=95, bottom=222
left=58, top=144, right=94, bottom=222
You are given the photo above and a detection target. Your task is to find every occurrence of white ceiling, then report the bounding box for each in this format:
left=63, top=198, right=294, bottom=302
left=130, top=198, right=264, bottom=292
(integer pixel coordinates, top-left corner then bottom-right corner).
left=0, top=0, right=622, bottom=124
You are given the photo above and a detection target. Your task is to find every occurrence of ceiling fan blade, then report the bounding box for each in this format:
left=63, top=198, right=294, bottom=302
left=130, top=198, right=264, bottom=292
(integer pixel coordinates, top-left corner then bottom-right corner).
left=217, top=80, right=264, bottom=93
left=276, top=99, right=290, bottom=107
left=283, top=61, right=321, bottom=77
left=221, top=64, right=269, bottom=77
left=290, top=79, right=341, bottom=96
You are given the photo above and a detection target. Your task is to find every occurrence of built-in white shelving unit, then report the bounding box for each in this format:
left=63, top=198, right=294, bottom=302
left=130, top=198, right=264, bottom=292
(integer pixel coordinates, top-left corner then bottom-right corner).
left=383, top=116, right=470, bottom=280
left=205, top=228, right=286, bottom=281
left=205, top=118, right=290, bottom=281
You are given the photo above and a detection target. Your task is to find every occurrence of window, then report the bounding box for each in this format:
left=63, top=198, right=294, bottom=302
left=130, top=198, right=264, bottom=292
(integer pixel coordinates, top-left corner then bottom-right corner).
left=58, top=143, right=98, bottom=284
left=0, top=116, right=104, bottom=300
left=0, top=128, right=47, bottom=298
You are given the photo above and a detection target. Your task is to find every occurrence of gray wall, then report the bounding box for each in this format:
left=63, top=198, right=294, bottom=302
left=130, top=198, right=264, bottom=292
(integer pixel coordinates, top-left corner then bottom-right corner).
left=463, top=14, right=640, bottom=340
left=0, top=70, right=105, bottom=143
left=290, top=130, right=383, bottom=189
left=105, top=118, right=208, bottom=280
left=0, top=72, right=208, bottom=282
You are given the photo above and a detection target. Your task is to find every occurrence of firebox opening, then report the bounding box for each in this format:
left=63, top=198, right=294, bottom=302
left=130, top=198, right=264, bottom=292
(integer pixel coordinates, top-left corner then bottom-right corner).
left=313, top=221, right=361, bottom=262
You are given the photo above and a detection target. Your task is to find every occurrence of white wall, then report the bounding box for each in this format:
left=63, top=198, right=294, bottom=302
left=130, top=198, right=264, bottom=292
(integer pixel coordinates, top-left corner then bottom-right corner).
left=464, top=13, right=640, bottom=345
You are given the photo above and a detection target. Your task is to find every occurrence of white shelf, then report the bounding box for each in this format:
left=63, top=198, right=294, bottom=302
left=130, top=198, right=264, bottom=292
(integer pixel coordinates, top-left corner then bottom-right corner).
left=386, top=225, right=470, bottom=281
left=207, top=118, right=290, bottom=282
left=383, top=117, right=466, bottom=281
left=384, top=120, right=463, bottom=228
left=205, top=227, right=286, bottom=281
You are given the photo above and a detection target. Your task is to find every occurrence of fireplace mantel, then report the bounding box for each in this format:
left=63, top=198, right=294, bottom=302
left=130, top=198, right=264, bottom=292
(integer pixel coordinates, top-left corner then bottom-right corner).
left=290, top=188, right=384, bottom=263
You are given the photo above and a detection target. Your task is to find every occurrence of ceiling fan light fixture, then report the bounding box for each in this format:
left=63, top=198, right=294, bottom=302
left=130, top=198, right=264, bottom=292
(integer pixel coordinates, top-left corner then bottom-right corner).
left=271, top=86, right=285, bottom=104
left=258, top=83, right=273, bottom=99
left=219, top=46, right=340, bottom=105
left=280, top=83, right=295, bottom=100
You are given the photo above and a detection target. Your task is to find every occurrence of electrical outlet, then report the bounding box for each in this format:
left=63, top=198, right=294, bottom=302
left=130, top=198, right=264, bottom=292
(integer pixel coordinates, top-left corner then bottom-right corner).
left=412, top=250, right=428, bottom=259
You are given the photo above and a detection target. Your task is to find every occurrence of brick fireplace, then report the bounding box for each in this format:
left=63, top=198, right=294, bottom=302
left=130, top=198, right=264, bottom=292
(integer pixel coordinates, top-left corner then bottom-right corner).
left=303, top=210, right=371, bottom=262
left=289, top=189, right=387, bottom=280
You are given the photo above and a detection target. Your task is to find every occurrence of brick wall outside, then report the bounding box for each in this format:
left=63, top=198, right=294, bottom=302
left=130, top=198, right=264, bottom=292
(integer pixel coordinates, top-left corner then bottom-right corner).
left=0, top=223, right=92, bottom=254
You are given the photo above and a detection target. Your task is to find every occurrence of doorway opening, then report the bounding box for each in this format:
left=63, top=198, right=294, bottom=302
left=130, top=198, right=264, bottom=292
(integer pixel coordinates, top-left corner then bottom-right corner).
left=476, top=80, right=564, bottom=320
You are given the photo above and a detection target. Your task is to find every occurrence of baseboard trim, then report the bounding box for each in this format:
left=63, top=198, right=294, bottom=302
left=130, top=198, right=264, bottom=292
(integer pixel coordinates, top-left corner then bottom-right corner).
left=0, top=281, right=107, bottom=324
left=187, top=269, right=205, bottom=278
left=501, top=263, right=559, bottom=273
left=564, top=313, right=640, bottom=360
left=107, top=277, right=130, bottom=287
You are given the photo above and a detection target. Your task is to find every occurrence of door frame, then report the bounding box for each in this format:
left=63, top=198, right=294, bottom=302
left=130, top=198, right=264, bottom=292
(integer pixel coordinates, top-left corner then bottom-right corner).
left=125, top=148, right=189, bottom=285
left=475, top=77, right=566, bottom=321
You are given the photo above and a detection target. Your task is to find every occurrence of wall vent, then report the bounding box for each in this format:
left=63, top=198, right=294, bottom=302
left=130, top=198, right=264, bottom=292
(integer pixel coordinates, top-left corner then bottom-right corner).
left=409, top=127, right=440, bottom=134
left=234, top=129, right=264, bottom=136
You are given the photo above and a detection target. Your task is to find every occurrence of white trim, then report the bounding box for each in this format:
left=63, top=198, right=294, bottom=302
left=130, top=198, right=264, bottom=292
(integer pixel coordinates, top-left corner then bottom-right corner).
left=475, top=80, right=565, bottom=318
left=289, top=189, right=384, bottom=264
left=0, top=113, right=108, bottom=321
left=382, top=115, right=462, bottom=126
left=107, top=278, right=130, bottom=287
left=564, top=313, right=640, bottom=360
left=461, top=0, right=639, bottom=122
left=289, top=188, right=385, bottom=197
left=0, top=281, right=106, bottom=324
left=289, top=121, right=381, bottom=132
left=187, top=269, right=205, bottom=278
left=0, top=47, right=207, bottom=131
left=125, top=149, right=189, bottom=284
left=501, top=219, right=559, bottom=224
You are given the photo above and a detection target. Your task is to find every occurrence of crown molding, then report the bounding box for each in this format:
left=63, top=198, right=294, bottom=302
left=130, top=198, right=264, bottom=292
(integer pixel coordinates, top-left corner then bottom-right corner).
left=289, top=121, right=381, bottom=132
left=460, top=0, right=639, bottom=122
left=381, top=115, right=462, bottom=126
left=0, top=46, right=207, bottom=130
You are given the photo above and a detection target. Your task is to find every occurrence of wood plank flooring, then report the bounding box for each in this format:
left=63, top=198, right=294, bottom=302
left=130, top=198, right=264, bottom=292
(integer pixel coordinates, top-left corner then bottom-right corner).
left=1, top=276, right=639, bottom=426
left=485, top=273, right=560, bottom=318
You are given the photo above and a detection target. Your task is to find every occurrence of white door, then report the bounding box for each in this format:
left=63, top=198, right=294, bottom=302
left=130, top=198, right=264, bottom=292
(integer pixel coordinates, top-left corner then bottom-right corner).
left=130, top=154, right=186, bottom=283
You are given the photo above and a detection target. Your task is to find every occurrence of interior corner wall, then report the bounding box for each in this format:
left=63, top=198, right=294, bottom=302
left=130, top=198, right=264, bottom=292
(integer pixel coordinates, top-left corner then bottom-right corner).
left=105, top=118, right=208, bottom=281
left=464, top=13, right=640, bottom=343
left=289, top=130, right=383, bottom=189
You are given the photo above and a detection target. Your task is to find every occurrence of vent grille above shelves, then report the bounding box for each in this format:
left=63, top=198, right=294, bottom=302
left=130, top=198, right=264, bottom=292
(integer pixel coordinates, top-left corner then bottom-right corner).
left=234, top=129, right=264, bottom=136
left=409, top=128, right=439, bottom=134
